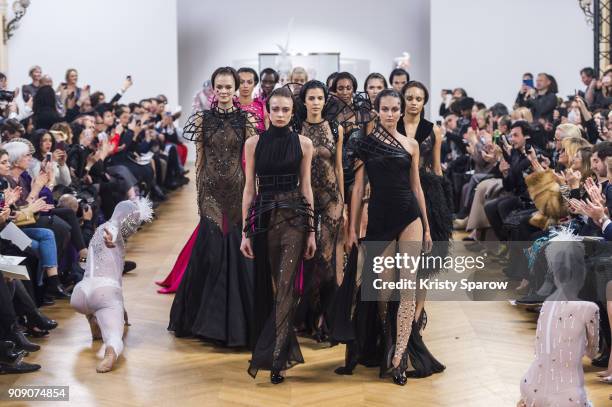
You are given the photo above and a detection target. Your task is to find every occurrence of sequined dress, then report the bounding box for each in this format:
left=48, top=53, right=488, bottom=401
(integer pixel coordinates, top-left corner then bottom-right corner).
left=298, top=120, right=344, bottom=336
left=71, top=199, right=152, bottom=358
left=520, top=301, right=599, bottom=407
left=168, top=107, right=256, bottom=348
left=245, top=124, right=315, bottom=378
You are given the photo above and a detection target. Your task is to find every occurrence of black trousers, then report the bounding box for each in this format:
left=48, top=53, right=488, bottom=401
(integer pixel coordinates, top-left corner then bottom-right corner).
left=484, top=195, right=522, bottom=241
left=51, top=208, right=86, bottom=252
left=0, top=277, right=16, bottom=340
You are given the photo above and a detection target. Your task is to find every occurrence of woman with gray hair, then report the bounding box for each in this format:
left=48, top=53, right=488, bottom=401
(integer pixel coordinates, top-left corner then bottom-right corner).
left=4, top=140, right=86, bottom=299
left=518, top=230, right=599, bottom=407
left=0, top=145, right=60, bottom=295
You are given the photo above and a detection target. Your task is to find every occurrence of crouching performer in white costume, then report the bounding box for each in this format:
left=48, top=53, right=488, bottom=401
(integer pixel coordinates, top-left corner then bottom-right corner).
left=70, top=198, right=153, bottom=373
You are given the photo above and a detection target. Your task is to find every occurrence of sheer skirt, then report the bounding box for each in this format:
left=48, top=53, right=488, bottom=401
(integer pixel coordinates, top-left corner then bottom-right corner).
left=248, top=203, right=310, bottom=377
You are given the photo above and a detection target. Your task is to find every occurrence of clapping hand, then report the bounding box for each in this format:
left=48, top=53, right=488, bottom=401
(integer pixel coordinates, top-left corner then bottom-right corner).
left=29, top=198, right=54, bottom=214
left=568, top=198, right=587, bottom=216
left=583, top=198, right=607, bottom=226
left=4, top=186, right=22, bottom=207
left=584, top=177, right=606, bottom=207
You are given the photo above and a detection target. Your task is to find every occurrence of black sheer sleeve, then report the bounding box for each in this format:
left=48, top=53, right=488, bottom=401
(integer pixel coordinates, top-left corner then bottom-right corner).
left=182, top=111, right=205, bottom=142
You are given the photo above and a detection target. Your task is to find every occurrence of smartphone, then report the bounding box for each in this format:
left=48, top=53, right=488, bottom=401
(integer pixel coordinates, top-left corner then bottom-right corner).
left=0, top=191, right=6, bottom=208
left=97, top=131, right=108, bottom=142
left=45, top=152, right=53, bottom=163
left=126, top=75, right=132, bottom=81
left=523, top=79, right=534, bottom=88
left=56, top=141, right=66, bottom=151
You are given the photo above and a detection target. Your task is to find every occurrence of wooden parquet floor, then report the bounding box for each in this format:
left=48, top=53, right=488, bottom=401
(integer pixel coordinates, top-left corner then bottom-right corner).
left=0, top=174, right=611, bottom=406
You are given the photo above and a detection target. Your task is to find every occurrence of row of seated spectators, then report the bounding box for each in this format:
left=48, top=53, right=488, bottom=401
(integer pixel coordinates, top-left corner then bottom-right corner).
left=0, top=66, right=189, bottom=373
left=441, top=67, right=612, bottom=373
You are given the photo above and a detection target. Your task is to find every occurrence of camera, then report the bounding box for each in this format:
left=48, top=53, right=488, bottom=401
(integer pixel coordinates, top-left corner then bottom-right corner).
left=0, top=90, right=15, bottom=103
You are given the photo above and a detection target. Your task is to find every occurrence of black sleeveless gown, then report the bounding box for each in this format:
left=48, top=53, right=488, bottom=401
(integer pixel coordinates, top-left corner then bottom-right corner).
left=245, top=124, right=315, bottom=378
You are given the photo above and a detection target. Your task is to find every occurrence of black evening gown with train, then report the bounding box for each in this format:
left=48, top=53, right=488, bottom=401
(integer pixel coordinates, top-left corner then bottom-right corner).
left=168, top=107, right=256, bottom=348
left=297, top=120, right=344, bottom=339
left=245, top=124, right=315, bottom=377
left=397, top=117, right=449, bottom=378
left=330, top=123, right=420, bottom=377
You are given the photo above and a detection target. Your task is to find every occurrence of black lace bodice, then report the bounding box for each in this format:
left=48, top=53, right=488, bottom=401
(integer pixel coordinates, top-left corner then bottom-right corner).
left=183, top=107, right=257, bottom=228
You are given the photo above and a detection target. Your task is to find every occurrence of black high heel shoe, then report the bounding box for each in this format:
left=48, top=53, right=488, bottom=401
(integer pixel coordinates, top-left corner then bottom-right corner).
left=391, top=367, right=407, bottom=386
left=26, top=309, right=58, bottom=332
left=45, top=284, right=71, bottom=299
left=270, top=371, right=284, bottom=384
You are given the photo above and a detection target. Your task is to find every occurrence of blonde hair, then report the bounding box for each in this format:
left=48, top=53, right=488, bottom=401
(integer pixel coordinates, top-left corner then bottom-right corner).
left=556, top=123, right=582, bottom=139
left=511, top=107, right=533, bottom=123
left=476, top=109, right=489, bottom=129
left=606, top=156, right=612, bottom=182
left=50, top=122, right=73, bottom=144
left=561, top=136, right=591, bottom=163
left=289, top=67, right=308, bottom=82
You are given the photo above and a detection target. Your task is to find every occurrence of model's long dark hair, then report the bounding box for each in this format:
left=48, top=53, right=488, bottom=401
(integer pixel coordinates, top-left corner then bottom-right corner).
left=363, top=72, right=388, bottom=93
left=401, top=80, right=429, bottom=118
left=330, top=72, right=357, bottom=93
left=373, top=88, right=405, bottom=113
left=299, top=80, right=328, bottom=104
left=265, top=86, right=295, bottom=113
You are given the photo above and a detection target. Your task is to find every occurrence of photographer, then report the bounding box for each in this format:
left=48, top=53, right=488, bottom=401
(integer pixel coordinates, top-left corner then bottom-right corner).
left=484, top=120, right=535, bottom=242
left=514, top=73, right=534, bottom=108
left=516, top=73, right=558, bottom=122
left=27, top=129, right=71, bottom=187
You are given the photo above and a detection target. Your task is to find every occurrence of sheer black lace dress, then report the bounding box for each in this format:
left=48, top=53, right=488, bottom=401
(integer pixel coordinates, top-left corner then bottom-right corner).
left=245, top=124, right=315, bottom=378
left=297, top=119, right=344, bottom=339
left=168, top=107, right=257, bottom=348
